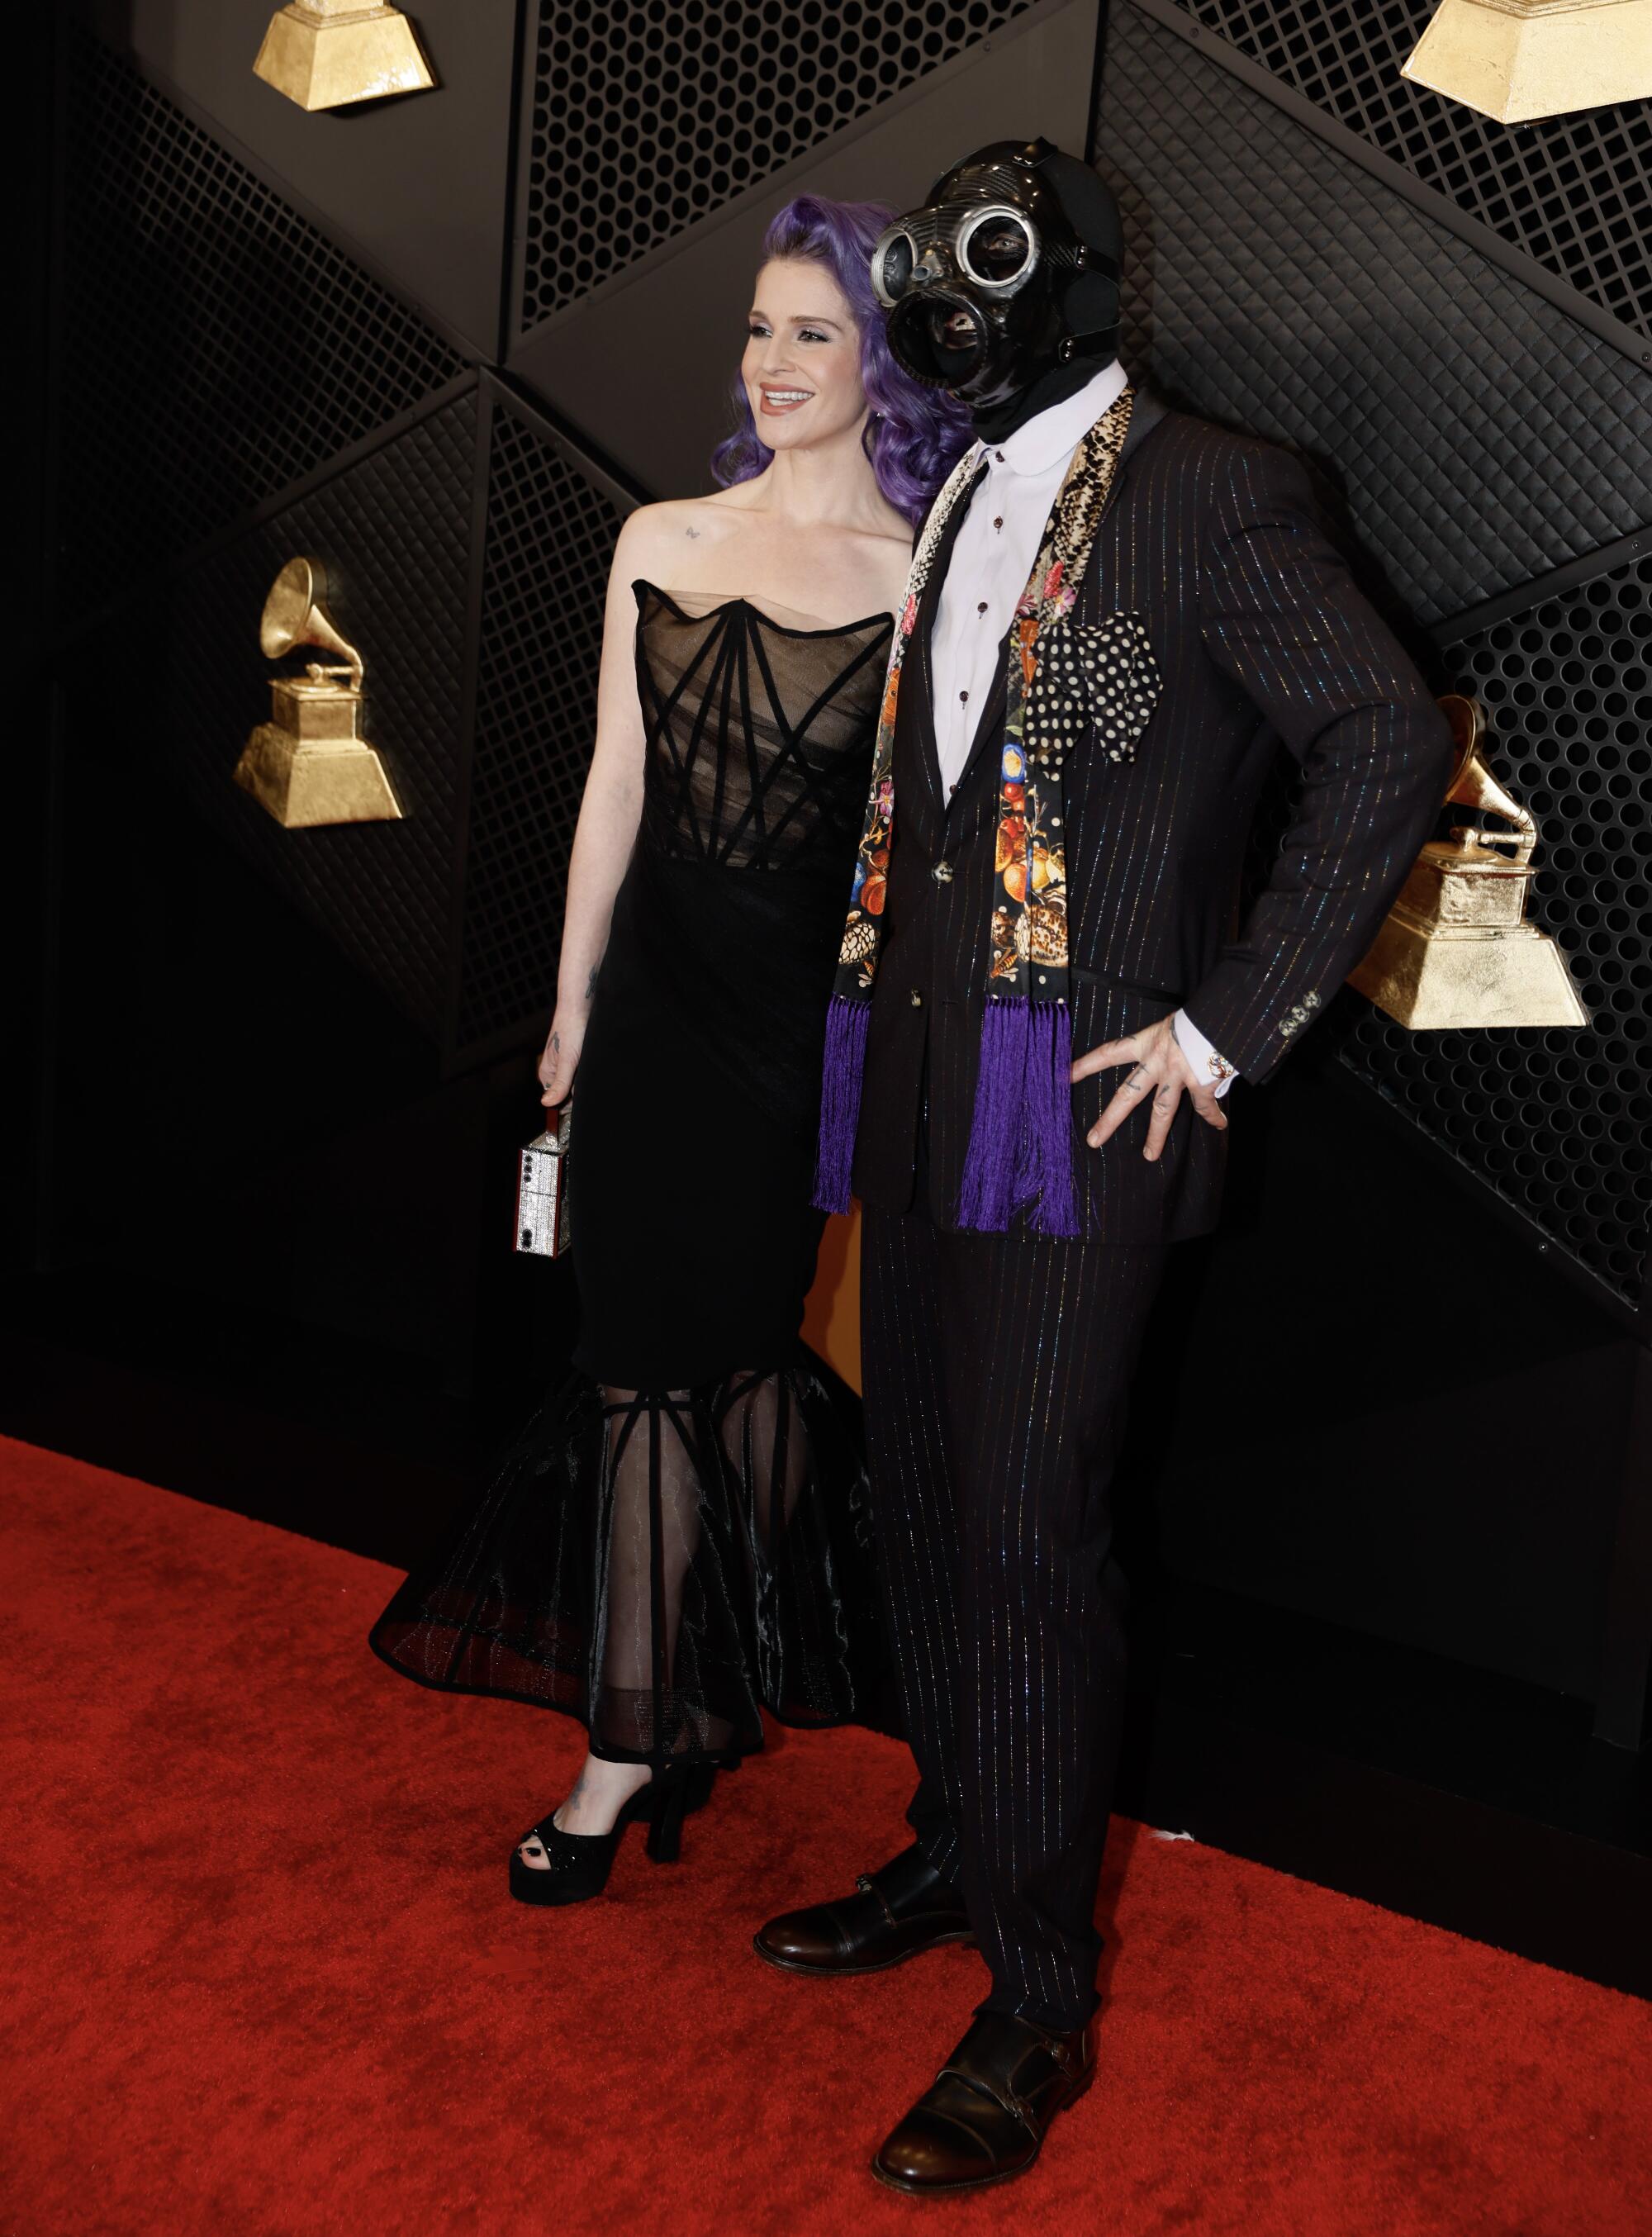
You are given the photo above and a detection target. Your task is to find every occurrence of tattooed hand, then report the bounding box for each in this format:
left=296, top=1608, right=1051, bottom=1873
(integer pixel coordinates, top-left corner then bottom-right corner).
left=538, top=1010, right=585, bottom=1106
left=1070, top=1013, right=1227, bottom=1163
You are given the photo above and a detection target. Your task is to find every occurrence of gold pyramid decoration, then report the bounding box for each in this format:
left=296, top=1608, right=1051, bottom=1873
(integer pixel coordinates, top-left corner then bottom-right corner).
left=1403, top=0, right=1652, bottom=124
left=254, top=4, right=435, bottom=112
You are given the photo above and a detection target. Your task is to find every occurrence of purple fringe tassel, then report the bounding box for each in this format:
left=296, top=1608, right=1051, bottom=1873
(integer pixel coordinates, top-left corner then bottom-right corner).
left=1018, top=1001, right=1079, bottom=1236
left=813, top=995, right=871, bottom=1213
left=957, top=999, right=1080, bottom=1237
left=956, top=1000, right=1029, bottom=1231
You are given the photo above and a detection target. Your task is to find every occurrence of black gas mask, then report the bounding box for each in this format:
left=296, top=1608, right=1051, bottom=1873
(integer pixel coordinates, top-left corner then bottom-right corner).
left=871, top=138, right=1122, bottom=434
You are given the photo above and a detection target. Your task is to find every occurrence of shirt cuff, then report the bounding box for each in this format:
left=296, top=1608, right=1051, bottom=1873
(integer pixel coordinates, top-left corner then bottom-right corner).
left=1173, top=1009, right=1237, bottom=1097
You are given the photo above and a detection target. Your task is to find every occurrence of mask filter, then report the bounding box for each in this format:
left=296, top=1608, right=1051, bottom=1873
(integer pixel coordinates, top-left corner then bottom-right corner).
left=885, top=290, right=989, bottom=389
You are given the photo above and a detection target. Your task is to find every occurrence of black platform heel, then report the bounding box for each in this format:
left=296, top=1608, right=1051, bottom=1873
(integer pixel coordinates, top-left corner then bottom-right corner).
left=509, top=1760, right=719, bottom=1906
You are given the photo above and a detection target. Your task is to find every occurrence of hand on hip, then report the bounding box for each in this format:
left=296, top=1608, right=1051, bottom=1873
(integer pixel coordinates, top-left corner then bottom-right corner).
left=1070, top=1013, right=1228, bottom=1163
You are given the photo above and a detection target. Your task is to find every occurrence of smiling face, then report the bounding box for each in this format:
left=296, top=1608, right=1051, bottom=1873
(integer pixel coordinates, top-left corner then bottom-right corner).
left=742, top=257, right=867, bottom=453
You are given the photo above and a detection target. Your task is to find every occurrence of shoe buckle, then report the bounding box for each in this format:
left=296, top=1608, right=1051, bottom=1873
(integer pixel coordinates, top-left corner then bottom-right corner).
left=938, top=2061, right=1034, bottom=2134
left=857, top=1872, right=900, bottom=1930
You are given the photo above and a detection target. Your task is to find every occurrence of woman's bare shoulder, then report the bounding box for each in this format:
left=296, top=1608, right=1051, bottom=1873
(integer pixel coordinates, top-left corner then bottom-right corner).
left=615, top=492, right=750, bottom=574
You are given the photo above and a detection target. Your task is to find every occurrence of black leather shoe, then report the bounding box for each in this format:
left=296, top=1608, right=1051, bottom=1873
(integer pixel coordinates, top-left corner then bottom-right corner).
left=871, top=2011, right=1094, bottom=2194
left=752, top=1845, right=973, bottom=1976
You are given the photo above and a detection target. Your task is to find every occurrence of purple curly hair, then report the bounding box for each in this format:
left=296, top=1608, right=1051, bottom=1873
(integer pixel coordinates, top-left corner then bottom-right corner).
left=710, top=194, right=971, bottom=529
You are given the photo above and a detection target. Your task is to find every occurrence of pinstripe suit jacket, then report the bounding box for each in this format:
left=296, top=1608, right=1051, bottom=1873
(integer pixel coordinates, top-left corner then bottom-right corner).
left=851, top=390, right=1456, bottom=1245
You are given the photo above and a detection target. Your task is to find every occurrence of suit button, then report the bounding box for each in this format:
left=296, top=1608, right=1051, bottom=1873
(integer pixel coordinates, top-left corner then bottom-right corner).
left=909, top=989, right=923, bottom=1008
left=932, top=859, right=953, bottom=883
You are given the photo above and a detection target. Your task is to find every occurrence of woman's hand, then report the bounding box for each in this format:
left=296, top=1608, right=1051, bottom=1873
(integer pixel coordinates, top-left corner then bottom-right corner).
left=538, top=1012, right=584, bottom=1107
left=1070, top=1013, right=1228, bottom=1162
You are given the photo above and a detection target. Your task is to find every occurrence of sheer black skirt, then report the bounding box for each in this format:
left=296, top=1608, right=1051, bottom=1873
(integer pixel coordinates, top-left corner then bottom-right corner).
left=369, top=1346, right=895, bottom=1761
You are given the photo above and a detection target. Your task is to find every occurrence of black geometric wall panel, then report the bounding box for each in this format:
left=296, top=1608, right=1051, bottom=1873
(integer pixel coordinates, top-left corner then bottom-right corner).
left=1096, top=3, right=1652, bottom=627
left=1339, top=552, right=1652, bottom=1304
left=1098, top=2, right=1652, bottom=1307
left=1180, top=0, right=1652, bottom=349
left=516, top=0, right=1042, bottom=330
left=511, top=0, right=1099, bottom=498
left=77, top=392, right=480, bottom=1042
left=456, top=399, right=631, bottom=1049
left=58, top=36, right=467, bottom=610
left=88, top=0, right=521, bottom=356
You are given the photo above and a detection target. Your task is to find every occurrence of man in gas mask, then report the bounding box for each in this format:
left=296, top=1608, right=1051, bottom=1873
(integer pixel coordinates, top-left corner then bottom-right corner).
left=755, top=140, right=1453, bottom=2195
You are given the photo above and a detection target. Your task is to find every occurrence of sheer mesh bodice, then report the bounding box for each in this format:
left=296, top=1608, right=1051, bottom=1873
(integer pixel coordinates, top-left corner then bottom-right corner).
left=634, top=582, right=893, bottom=874
left=369, top=577, right=900, bottom=1769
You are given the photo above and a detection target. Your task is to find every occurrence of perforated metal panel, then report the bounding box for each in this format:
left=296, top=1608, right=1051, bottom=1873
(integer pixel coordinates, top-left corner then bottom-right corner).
left=517, top=0, right=1042, bottom=328
left=1178, top=0, right=1652, bottom=347
left=1096, top=7, right=1652, bottom=626
left=1098, top=5, right=1652, bottom=1303
left=456, top=401, right=630, bottom=1049
left=59, top=36, right=467, bottom=609
left=1338, top=553, right=1652, bottom=1304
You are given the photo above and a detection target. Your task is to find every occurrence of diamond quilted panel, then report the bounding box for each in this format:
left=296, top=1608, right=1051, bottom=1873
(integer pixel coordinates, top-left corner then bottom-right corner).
left=518, top=0, right=1041, bottom=327
left=72, top=394, right=480, bottom=1041
left=59, top=35, right=467, bottom=610
left=456, top=404, right=629, bottom=1048
left=1337, top=554, right=1652, bottom=1305
left=1180, top=0, right=1651, bottom=344
left=1096, top=5, right=1652, bottom=624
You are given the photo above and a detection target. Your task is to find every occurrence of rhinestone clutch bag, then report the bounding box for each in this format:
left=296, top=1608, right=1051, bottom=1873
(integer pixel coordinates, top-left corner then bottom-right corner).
left=515, top=1100, right=572, bottom=1257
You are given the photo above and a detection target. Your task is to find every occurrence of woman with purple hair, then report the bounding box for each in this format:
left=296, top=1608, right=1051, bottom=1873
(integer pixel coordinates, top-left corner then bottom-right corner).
left=371, top=196, right=970, bottom=1902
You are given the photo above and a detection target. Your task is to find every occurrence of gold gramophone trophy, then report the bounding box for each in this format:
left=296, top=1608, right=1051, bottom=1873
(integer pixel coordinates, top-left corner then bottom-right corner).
left=235, top=558, right=403, bottom=829
left=1348, top=695, right=1589, bottom=1030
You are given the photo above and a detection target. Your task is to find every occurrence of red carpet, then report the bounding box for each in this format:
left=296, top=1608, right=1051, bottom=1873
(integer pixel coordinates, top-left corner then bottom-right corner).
left=2, top=1433, right=1648, bottom=2237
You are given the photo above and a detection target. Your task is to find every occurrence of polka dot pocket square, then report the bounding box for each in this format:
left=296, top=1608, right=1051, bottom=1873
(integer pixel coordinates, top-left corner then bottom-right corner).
left=1028, top=612, right=1161, bottom=767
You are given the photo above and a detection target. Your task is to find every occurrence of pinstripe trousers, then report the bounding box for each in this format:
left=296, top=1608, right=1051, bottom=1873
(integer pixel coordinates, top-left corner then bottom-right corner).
left=861, top=1197, right=1166, bottom=2033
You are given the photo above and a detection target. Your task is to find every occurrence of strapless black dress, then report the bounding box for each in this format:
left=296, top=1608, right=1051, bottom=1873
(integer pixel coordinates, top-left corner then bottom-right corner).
left=371, top=581, right=899, bottom=1764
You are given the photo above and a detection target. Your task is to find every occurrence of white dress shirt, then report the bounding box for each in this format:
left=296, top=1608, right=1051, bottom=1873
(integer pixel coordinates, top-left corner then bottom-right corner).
left=928, top=361, right=1235, bottom=1095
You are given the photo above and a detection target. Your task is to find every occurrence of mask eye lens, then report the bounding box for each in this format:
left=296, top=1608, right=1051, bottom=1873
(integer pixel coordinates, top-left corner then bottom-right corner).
left=875, top=230, right=915, bottom=304
left=963, top=216, right=1032, bottom=286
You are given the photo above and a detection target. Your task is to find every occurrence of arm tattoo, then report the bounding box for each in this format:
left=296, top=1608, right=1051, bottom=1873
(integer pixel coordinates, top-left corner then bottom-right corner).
left=584, top=966, right=599, bottom=1001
